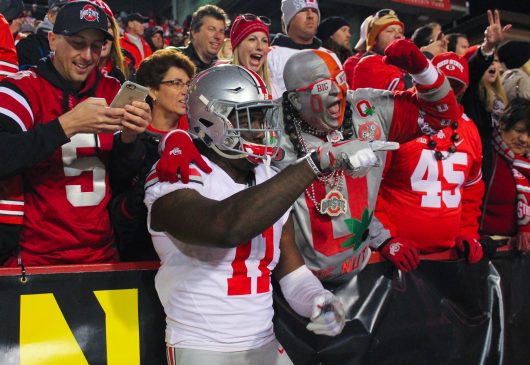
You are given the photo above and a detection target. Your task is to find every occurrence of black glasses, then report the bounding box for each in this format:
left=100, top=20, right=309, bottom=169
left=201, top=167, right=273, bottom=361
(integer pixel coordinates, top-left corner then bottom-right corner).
left=241, top=13, right=271, bottom=26
left=160, top=79, right=190, bottom=89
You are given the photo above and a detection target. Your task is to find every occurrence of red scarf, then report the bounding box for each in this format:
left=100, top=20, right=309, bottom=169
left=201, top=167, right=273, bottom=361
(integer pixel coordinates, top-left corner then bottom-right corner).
left=492, top=129, right=530, bottom=232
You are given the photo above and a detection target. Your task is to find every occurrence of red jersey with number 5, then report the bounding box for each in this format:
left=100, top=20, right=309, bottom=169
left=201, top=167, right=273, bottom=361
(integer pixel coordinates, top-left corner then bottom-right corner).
left=0, top=67, right=120, bottom=265
left=376, top=110, right=484, bottom=252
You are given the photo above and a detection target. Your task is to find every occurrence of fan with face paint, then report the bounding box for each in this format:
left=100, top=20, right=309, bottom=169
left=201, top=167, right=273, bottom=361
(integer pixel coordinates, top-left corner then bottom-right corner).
left=284, top=50, right=348, bottom=133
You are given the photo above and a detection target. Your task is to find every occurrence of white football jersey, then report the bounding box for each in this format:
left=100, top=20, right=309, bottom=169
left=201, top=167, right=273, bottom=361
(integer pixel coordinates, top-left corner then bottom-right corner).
left=144, top=157, right=290, bottom=351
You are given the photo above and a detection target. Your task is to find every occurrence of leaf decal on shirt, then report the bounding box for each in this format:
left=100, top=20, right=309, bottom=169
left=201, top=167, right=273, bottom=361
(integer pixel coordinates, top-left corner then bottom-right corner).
left=341, top=208, right=373, bottom=251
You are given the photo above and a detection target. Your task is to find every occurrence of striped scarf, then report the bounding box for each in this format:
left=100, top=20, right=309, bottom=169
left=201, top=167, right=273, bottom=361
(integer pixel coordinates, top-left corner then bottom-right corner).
left=492, top=129, right=530, bottom=232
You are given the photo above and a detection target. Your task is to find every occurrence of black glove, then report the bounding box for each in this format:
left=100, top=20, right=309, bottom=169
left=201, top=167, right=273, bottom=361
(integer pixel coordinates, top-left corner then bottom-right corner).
left=479, top=235, right=501, bottom=260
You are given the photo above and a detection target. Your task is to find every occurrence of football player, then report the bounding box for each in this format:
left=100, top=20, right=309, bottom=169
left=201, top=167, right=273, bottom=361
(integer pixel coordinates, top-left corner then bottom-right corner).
left=144, top=64, right=392, bottom=364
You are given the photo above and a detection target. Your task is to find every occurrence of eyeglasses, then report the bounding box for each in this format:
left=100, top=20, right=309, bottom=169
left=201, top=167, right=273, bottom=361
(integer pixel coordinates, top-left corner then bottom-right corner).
left=160, top=78, right=190, bottom=89
left=241, top=13, right=271, bottom=26
left=293, top=71, right=347, bottom=95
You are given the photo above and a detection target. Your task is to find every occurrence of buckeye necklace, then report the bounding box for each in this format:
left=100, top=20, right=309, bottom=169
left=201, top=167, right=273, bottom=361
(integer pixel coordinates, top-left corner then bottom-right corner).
left=291, top=115, right=348, bottom=217
left=428, top=121, right=460, bottom=160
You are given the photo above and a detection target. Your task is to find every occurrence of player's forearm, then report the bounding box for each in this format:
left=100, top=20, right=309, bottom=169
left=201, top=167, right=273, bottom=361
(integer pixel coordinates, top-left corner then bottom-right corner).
left=155, top=159, right=317, bottom=248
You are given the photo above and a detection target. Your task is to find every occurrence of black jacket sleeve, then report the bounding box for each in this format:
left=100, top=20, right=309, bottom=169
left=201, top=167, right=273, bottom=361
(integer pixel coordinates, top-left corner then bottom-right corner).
left=0, top=119, right=69, bottom=179
left=109, top=133, right=146, bottom=194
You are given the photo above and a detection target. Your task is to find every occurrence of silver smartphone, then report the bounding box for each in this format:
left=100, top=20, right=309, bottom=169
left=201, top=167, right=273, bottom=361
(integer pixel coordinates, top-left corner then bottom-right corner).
left=110, top=81, right=149, bottom=108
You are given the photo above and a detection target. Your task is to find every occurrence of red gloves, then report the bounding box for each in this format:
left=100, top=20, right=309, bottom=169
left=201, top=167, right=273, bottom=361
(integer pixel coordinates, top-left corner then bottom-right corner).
left=380, top=237, right=420, bottom=272
left=455, top=235, right=484, bottom=264
left=156, top=130, right=212, bottom=183
left=382, top=39, right=429, bottom=75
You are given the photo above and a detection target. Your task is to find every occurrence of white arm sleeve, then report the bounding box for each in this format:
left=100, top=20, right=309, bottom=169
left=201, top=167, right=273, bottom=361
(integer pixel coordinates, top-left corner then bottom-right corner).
left=278, top=265, right=330, bottom=318
left=410, top=62, right=439, bottom=85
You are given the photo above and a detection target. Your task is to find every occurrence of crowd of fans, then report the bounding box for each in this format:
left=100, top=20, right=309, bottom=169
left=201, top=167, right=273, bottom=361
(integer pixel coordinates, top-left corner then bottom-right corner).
left=1, top=0, right=529, bottom=363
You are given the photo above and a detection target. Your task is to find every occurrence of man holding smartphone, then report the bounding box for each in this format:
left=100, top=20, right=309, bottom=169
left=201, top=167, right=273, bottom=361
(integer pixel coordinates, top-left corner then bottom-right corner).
left=0, top=1, right=151, bottom=267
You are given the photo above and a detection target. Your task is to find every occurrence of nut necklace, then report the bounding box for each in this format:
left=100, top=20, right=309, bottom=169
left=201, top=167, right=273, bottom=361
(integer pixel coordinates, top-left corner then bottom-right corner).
left=428, top=121, right=460, bottom=160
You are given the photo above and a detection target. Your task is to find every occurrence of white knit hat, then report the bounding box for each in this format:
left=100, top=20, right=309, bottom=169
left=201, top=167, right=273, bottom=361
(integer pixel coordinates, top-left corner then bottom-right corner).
left=281, top=0, right=320, bottom=33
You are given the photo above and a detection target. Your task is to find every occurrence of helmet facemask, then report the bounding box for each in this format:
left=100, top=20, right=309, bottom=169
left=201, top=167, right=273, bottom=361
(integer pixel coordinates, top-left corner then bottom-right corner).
left=207, top=99, right=282, bottom=165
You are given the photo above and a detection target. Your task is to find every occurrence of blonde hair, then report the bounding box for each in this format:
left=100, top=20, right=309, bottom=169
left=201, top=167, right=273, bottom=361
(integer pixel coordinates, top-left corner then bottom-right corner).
left=522, top=59, right=530, bottom=77
left=217, top=38, right=233, bottom=60
left=109, top=17, right=129, bottom=80
left=479, top=67, right=508, bottom=113
left=232, top=47, right=271, bottom=91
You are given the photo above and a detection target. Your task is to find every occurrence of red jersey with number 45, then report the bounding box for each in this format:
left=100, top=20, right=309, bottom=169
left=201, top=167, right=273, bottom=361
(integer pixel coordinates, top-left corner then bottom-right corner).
left=376, top=110, right=484, bottom=252
left=144, top=158, right=289, bottom=351
left=0, top=67, right=120, bottom=265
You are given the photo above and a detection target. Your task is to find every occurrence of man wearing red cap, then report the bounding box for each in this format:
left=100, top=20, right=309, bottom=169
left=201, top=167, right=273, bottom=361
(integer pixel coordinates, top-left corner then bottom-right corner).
left=350, top=9, right=407, bottom=91
left=375, top=52, right=486, bottom=263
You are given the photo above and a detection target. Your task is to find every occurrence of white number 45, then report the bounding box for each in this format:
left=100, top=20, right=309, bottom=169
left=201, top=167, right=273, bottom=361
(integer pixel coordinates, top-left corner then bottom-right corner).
left=411, top=150, right=467, bottom=208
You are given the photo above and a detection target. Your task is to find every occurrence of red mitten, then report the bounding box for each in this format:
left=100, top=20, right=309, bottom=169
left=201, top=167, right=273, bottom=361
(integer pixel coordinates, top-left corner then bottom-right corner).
left=382, top=39, right=429, bottom=74
left=455, top=235, right=484, bottom=264
left=380, top=237, right=420, bottom=272
left=157, top=130, right=212, bottom=183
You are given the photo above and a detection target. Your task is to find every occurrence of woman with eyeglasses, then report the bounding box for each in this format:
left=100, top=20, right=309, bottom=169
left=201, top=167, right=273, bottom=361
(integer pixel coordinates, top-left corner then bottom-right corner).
left=109, top=49, right=195, bottom=261
left=227, top=14, right=272, bottom=90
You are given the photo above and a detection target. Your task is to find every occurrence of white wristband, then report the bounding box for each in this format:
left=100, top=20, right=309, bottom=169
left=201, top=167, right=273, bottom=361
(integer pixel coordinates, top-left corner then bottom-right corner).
left=279, top=265, right=329, bottom=318
left=411, top=63, right=438, bottom=85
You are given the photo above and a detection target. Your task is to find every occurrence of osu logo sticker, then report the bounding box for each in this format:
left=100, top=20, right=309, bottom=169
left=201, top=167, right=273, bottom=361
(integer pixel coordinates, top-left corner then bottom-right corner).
left=358, top=121, right=382, bottom=141
left=80, top=5, right=99, bottom=22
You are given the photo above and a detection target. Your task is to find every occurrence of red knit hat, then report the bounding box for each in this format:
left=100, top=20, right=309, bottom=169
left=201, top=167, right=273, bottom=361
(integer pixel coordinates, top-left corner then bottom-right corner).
left=230, top=15, right=270, bottom=50
left=432, top=52, right=469, bottom=95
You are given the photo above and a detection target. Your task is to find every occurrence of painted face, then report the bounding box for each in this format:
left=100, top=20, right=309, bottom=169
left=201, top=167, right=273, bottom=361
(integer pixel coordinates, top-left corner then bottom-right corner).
left=235, top=31, right=268, bottom=73
left=293, top=52, right=347, bottom=131
left=49, top=29, right=104, bottom=90
left=500, top=120, right=530, bottom=156
left=191, top=16, right=226, bottom=60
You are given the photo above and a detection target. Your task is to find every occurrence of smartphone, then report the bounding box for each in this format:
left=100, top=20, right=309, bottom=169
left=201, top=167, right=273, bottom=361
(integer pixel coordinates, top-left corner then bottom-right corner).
left=110, top=81, right=149, bottom=108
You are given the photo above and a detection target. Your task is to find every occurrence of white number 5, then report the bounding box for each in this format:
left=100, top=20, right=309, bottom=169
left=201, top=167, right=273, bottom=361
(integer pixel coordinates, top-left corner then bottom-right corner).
left=61, top=134, right=106, bottom=207
left=410, top=150, right=467, bottom=208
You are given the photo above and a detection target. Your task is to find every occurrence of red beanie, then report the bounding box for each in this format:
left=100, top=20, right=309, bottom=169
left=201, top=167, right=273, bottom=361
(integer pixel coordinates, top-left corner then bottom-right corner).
left=230, top=15, right=270, bottom=50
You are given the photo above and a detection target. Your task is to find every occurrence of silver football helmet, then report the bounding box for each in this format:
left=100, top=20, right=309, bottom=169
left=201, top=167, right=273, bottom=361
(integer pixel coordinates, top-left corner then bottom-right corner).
left=186, top=64, right=282, bottom=164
